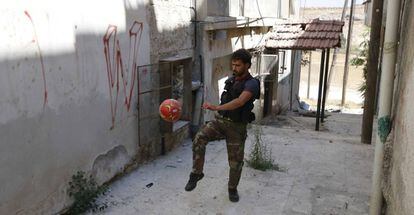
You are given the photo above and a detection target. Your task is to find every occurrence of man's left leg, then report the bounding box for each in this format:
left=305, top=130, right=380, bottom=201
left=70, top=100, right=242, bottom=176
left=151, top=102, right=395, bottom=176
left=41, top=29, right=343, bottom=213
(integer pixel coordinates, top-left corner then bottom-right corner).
left=185, top=120, right=225, bottom=191
left=225, top=123, right=247, bottom=202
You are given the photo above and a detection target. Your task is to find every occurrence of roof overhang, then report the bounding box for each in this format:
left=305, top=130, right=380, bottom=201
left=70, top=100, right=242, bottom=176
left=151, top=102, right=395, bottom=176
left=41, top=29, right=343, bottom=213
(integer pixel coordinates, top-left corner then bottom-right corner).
left=264, top=19, right=345, bottom=51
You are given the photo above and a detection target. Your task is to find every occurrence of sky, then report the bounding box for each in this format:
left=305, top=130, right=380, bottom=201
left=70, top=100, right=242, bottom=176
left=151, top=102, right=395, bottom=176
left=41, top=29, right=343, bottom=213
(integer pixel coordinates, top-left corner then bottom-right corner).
left=301, top=0, right=364, bottom=8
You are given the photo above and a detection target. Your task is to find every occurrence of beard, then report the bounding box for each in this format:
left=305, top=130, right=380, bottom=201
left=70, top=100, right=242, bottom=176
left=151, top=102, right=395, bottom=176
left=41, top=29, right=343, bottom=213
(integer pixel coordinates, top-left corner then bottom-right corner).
left=233, top=70, right=245, bottom=77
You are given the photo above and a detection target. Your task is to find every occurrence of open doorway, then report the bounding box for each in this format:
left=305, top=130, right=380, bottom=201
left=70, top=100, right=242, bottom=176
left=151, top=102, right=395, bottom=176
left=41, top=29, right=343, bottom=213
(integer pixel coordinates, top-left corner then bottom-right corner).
left=159, top=57, right=192, bottom=132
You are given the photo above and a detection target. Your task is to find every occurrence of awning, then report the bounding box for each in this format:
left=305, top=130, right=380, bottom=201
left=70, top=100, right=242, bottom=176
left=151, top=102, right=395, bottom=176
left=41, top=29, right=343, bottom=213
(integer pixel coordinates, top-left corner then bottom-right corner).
left=265, top=19, right=345, bottom=50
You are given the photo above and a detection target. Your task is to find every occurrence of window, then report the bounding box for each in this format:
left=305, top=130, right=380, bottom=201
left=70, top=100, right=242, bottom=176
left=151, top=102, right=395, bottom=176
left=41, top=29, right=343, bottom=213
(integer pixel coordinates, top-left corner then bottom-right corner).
left=260, top=54, right=279, bottom=75
left=159, top=57, right=192, bottom=133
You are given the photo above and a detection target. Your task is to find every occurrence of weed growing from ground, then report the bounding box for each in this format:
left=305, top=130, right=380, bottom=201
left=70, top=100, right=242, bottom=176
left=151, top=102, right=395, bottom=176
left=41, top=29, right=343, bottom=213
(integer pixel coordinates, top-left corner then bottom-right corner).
left=351, top=29, right=370, bottom=98
left=64, top=171, right=108, bottom=215
left=246, top=125, right=286, bottom=172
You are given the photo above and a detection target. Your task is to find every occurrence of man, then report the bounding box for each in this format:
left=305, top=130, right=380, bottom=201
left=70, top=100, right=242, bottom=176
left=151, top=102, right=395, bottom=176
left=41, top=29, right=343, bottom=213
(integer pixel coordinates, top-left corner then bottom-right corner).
left=185, top=49, right=260, bottom=202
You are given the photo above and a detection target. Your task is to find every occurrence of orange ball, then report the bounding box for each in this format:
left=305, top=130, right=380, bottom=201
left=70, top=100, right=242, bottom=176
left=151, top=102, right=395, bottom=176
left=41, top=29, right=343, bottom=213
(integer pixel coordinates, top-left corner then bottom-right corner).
left=159, top=99, right=182, bottom=122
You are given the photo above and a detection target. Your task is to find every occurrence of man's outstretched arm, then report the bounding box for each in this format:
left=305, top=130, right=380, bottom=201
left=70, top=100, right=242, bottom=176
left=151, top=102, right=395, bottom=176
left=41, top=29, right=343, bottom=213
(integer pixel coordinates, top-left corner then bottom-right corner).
left=203, top=90, right=253, bottom=111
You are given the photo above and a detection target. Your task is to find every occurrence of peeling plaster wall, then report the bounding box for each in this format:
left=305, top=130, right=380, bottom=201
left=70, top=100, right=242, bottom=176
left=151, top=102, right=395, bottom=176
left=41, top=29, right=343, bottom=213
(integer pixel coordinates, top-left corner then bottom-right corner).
left=0, top=1, right=151, bottom=214
left=383, top=0, right=414, bottom=214
left=147, top=0, right=194, bottom=60
left=144, top=0, right=194, bottom=154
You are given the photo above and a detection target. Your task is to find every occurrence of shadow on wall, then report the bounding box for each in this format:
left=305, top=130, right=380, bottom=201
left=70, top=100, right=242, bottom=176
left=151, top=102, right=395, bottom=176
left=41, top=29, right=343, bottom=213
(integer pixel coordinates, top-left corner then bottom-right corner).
left=0, top=1, right=194, bottom=214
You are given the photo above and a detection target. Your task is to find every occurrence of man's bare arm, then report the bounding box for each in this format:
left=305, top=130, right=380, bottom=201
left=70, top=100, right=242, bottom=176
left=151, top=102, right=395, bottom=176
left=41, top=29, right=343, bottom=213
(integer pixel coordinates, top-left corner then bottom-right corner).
left=203, top=91, right=253, bottom=111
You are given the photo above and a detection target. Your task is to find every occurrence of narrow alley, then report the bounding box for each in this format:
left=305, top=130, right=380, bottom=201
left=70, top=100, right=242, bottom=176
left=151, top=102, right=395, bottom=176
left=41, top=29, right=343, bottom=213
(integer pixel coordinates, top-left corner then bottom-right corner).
left=5, top=1, right=414, bottom=214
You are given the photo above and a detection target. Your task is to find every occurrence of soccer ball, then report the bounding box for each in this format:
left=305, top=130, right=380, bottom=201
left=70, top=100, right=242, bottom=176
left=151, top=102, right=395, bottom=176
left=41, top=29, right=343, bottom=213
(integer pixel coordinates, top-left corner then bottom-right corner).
left=159, top=99, right=182, bottom=122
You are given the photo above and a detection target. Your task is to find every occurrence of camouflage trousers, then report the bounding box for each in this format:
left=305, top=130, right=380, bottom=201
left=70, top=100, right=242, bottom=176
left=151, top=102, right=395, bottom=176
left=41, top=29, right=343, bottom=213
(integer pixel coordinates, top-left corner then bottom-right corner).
left=192, top=115, right=247, bottom=189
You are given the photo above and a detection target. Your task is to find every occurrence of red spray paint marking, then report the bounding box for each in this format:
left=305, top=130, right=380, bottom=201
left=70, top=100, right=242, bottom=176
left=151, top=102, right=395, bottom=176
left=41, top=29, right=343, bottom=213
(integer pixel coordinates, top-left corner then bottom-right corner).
left=103, top=25, right=118, bottom=125
left=103, top=22, right=143, bottom=128
left=24, top=10, right=48, bottom=109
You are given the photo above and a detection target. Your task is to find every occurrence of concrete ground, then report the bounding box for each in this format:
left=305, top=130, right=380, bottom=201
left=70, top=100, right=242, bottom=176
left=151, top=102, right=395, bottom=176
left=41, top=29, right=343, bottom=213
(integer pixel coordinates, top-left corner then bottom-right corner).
left=91, top=112, right=373, bottom=215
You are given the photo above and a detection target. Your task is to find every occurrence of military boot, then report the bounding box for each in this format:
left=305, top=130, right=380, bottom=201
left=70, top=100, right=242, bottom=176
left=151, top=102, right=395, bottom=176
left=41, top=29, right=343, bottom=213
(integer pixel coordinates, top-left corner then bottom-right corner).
left=228, top=188, right=239, bottom=202
left=184, top=172, right=204, bottom=191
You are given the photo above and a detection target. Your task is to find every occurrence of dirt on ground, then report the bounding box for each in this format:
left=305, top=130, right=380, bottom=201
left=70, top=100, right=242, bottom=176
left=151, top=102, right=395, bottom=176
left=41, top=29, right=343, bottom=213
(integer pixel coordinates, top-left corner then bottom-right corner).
left=90, top=112, right=373, bottom=215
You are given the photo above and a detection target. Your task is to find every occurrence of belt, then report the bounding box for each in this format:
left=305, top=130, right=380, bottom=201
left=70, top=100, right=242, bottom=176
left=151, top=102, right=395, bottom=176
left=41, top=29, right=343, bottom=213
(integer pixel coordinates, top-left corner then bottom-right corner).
left=215, top=114, right=233, bottom=122
left=215, top=114, right=246, bottom=125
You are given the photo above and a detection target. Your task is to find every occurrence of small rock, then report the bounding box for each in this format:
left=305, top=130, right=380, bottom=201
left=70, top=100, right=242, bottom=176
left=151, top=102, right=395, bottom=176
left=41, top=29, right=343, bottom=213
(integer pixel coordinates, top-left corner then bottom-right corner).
left=146, top=183, right=153, bottom=188
left=177, top=159, right=182, bottom=163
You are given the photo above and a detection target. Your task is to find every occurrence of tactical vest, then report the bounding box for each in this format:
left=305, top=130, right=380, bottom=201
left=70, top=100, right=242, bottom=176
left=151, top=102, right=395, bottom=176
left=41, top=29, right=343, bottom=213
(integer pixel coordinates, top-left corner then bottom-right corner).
left=218, top=75, right=260, bottom=123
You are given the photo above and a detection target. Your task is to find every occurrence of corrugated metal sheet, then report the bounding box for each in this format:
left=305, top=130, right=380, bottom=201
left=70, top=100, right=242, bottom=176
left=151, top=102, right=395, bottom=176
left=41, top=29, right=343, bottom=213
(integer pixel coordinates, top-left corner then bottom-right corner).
left=265, top=19, right=345, bottom=50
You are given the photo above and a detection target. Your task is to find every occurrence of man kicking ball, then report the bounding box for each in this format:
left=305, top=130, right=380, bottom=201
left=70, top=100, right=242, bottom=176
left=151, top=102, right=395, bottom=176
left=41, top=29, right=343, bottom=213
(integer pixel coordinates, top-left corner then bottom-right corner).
left=185, top=49, right=260, bottom=202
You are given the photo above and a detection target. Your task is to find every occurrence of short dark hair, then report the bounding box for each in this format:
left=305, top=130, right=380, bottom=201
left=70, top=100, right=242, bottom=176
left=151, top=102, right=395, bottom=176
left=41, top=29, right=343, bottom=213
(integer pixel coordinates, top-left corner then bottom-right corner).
left=231, top=48, right=252, bottom=68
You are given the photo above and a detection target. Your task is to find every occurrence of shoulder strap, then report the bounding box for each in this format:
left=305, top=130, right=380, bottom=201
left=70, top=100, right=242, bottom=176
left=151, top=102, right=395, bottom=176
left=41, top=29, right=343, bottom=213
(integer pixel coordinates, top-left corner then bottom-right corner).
left=224, top=76, right=235, bottom=90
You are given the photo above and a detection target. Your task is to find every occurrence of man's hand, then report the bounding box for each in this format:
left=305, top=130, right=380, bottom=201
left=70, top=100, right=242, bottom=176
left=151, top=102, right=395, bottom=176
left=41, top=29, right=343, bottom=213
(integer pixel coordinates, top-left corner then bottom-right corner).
left=202, top=102, right=219, bottom=111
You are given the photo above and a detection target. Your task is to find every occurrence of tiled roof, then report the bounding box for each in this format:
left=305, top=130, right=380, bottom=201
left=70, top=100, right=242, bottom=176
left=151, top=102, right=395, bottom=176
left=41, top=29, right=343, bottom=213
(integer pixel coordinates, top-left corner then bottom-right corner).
left=265, top=19, right=345, bottom=50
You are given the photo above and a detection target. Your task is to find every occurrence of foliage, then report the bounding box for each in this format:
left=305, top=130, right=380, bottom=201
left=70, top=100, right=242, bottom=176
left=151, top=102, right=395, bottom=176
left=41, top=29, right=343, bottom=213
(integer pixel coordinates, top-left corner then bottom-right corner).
left=65, top=171, right=108, bottom=215
left=301, top=51, right=311, bottom=66
left=246, top=125, right=285, bottom=172
left=350, top=29, right=370, bottom=97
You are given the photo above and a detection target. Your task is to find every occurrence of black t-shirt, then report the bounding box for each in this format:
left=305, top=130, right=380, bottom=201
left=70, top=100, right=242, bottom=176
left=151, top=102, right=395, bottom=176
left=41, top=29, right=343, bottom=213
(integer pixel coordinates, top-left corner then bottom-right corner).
left=242, top=78, right=260, bottom=100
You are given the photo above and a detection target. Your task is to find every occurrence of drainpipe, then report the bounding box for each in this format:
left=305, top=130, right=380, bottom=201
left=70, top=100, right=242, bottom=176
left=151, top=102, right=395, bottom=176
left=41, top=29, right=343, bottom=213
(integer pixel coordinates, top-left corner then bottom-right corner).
left=369, top=0, right=401, bottom=214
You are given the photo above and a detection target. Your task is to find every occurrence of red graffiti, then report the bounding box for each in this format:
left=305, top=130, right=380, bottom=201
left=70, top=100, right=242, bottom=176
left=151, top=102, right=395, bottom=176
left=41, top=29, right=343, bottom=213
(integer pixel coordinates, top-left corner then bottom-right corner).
left=103, top=21, right=143, bottom=128
left=24, top=10, right=48, bottom=109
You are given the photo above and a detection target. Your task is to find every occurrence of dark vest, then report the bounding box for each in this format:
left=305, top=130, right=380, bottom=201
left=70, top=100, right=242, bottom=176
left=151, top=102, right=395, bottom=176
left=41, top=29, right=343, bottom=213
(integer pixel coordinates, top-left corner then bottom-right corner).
left=218, top=75, right=259, bottom=123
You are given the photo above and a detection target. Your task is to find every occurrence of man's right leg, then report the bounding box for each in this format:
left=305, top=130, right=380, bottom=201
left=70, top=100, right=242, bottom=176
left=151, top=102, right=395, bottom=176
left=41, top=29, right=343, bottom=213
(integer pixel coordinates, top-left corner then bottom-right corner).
left=185, top=120, right=224, bottom=191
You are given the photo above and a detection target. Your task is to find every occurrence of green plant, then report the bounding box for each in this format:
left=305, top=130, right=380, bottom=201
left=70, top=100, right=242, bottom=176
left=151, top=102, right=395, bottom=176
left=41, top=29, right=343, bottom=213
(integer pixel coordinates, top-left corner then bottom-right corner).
left=65, top=171, right=108, bottom=215
left=246, top=125, right=285, bottom=172
left=301, top=51, right=311, bottom=66
left=351, top=29, right=370, bottom=98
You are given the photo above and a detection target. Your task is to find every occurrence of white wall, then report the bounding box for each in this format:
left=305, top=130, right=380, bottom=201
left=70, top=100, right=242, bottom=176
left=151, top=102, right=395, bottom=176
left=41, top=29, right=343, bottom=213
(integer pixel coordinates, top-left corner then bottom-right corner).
left=243, top=0, right=279, bottom=18
left=0, top=0, right=150, bottom=214
left=200, top=0, right=285, bottom=18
